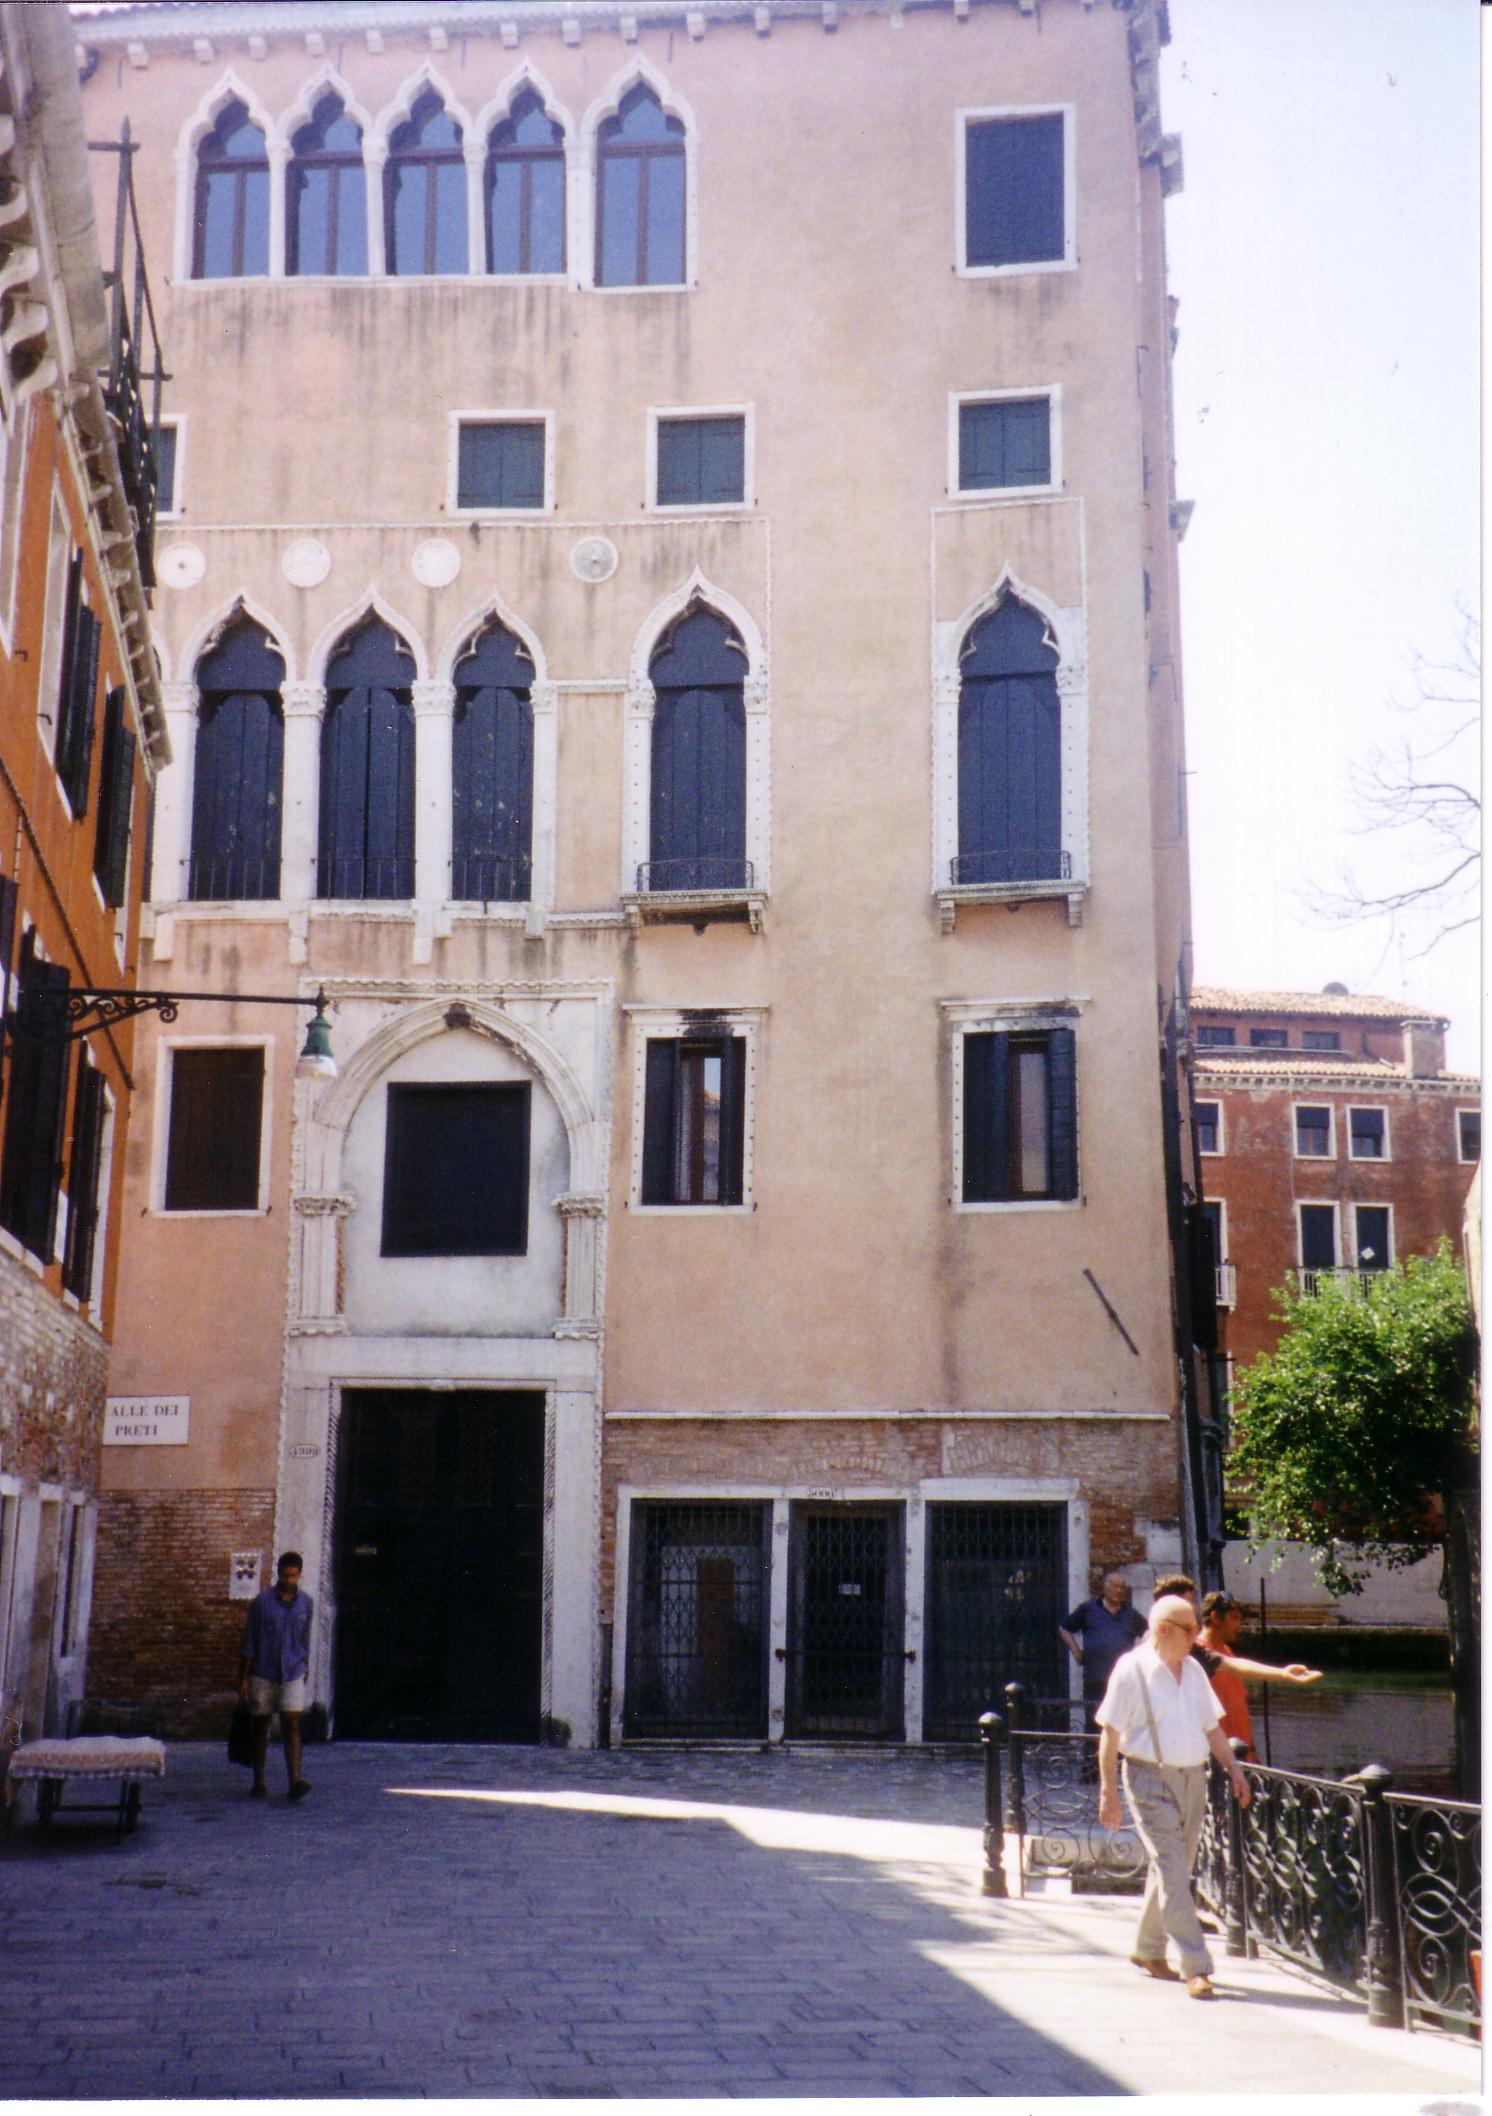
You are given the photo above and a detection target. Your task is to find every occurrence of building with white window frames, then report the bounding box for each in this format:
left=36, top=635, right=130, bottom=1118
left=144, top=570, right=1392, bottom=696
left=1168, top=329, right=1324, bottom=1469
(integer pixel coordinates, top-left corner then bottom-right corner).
left=79, top=0, right=1209, bottom=1746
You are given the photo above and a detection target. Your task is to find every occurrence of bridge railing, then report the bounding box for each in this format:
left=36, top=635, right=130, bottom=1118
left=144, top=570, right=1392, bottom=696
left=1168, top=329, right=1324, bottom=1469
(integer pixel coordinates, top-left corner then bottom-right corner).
left=979, top=1689, right=1480, bottom=2039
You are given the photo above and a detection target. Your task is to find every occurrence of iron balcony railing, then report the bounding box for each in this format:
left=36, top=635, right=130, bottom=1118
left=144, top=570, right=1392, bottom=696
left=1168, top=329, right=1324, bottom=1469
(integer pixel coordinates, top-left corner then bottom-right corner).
left=450, top=851, right=532, bottom=902
left=187, top=852, right=281, bottom=902
left=90, top=123, right=168, bottom=590
left=950, top=848, right=1071, bottom=887
left=636, top=857, right=755, bottom=894
left=1297, top=1268, right=1386, bottom=1298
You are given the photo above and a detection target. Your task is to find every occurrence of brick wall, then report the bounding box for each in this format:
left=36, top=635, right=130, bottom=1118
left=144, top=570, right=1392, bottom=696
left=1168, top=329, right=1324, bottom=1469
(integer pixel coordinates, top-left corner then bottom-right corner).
left=89, top=1488, right=275, bottom=1735
left=0, top=1250, right=108, bottom=1491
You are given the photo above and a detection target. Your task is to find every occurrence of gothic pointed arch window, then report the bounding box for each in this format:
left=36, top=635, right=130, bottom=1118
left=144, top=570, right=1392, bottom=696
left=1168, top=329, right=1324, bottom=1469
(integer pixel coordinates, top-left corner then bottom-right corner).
left=485, top=89, right=566, bottom=275
left=193, top=98, right=270, bottom=279
left=956, top=596, right=1063, bottom=887
left=190, top=618, right=285, bottom=900
left=385, top=89, right=467, bottom=276
left=451, top=621, right=535, bottom=902
left=596, top=85, right=686, bottom=287
left=288, top=93, right=368, bottom=276
left=647, top=607, right=747, bottom=893
left=319, top=618, right=416, bottom=900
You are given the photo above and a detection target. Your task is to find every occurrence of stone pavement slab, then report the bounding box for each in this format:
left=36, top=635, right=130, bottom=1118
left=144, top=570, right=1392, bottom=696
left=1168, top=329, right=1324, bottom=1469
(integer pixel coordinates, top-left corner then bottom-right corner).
left=0, top=1741, right=1478, bottom=2101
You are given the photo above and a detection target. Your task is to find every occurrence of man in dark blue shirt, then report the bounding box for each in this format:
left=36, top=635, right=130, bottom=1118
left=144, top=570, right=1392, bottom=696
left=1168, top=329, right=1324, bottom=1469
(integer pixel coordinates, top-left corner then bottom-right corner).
left=1060, top=1570, right=1146, bottom=1716
left=238, top=1551, right=314, bottom=1802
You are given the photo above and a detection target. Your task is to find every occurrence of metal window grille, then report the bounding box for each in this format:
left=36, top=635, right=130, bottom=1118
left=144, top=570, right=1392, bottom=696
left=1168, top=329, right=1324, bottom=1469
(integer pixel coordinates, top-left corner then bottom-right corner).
left=923, top=1503, right=1067, bottom=1742
left=624, top=1503, right=770, bottom=1738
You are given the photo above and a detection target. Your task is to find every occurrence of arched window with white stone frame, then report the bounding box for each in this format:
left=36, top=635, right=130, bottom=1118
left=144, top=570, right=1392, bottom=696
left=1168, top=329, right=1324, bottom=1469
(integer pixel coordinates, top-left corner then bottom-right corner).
left=578, top=66, right=697, bottom=293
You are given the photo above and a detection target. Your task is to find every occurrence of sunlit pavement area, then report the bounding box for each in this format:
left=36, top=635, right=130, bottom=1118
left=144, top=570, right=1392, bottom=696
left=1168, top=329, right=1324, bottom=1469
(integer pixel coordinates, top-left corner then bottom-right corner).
left=0, top=1742, right=1479, bottom=2102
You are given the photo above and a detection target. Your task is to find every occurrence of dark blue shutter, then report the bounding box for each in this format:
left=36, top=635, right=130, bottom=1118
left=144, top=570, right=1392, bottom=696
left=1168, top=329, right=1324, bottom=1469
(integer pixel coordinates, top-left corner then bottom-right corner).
left=56, top=558, right=100, bottom=816
left=94, top=688, right=136, bottom=907
left=640, top=1040, right=678, bottom=1203
left=319, top=620, right=415, bottom=899
left=958, top=600, right=1061, bottom=884
left=648, top=609, right=748, bottom=892
left=63, top=1059, right=107, bottom=1300
left=1045, top=1026, right=1078, bottom=1200
left=452, top=623, right=534, bottom=899
left=962, top=1031, right=1009, bottom=1203
left=381, top=1084, right=530, bottom=1256
left=964, top=113, right=1065, bottom=268
left=193, top=621, right=285, bottom=899
left=0, top=950, right=71, bottom=1259
left=720, top=1035, right=747, bottom=1206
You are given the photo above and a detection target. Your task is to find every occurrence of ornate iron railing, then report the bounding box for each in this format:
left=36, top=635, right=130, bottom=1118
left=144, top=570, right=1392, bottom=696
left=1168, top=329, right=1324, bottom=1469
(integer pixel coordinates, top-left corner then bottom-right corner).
left=636, top=857, right=755, bottom=894
left=990, top=1685, right=1146, bottom=1895
left=450, top=850, right=532, bottom=902
left=1388, top=1790, right=1482, bottom=2036
left=90, top=124, right=168, bottom=590
left=950, top=847, right=1071, bottom=887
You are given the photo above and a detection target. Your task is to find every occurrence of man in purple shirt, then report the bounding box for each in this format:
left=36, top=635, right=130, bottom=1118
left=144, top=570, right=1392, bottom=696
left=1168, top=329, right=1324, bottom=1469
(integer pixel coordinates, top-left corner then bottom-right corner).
left=238, top=1551, right=313, bottom=1802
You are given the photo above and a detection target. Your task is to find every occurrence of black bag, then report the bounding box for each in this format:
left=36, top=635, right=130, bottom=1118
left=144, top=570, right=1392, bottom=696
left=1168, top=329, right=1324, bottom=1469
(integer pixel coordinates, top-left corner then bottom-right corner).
left=227, top=1701, right=256, bottom=1768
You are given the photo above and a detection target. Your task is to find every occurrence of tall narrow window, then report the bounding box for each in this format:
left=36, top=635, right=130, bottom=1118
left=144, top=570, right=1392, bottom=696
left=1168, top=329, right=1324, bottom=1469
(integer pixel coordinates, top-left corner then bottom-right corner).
left=191, top=619, right=285, bottom=901
left=288, top=94, right=368, bottom=276
left=318, top=619, right=416, bottom=900
left=963, top=110, right=1067, bottom=270
left=962, top=1027, right=1078, bottom=1204
left=646, top=607, right=748, bottom=894
left=0, top=932, right=71, bottom=1261
left=451, top=621, right=534, bottom=901
left=62, top=1059, right=107, bottom=1302
left=193, top=99, right=270, bottom=279
left=385, top=91, right=467, bottom=276
left=1348, top=1107, right=1386, bottom=1160
left=956, top=597, right=1061, bottom=887
left=485, top=90, right=566, bottom=275
left=164, top=1047, right=264, bottom=1212
left=1354, top=1205, right=1391, bottom=1273
left=93, top=687, right=136, bottom=908
left=1294, top=1105, right=1332, bottom=1158
left=54, top=552, right=100, bottom=818
left=1298, top=1204, right=1337, bottom=1273
left=1194, top=1100, right=1221, bottom=1155
left=641, top=1035, right=746, bottom=1206
left=596, top=85, right=685, bottom=287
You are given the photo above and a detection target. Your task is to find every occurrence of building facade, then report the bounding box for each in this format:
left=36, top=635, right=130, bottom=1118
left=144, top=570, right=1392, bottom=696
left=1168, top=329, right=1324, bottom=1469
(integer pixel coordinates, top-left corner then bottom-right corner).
left=0, top=5, right=166, bottom=1740
left=78, top=0, right=1204, bottom=1743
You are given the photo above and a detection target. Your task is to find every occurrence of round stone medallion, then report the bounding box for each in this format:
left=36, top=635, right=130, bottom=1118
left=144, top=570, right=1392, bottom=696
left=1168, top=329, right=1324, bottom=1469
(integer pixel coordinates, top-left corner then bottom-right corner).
left=281, top=538, right=332, bottom=588
left=157, top=542, right=206, bottom=591
left=570, top=535, right=619, bottom=584
left=411, top=538, right=462, bottom=588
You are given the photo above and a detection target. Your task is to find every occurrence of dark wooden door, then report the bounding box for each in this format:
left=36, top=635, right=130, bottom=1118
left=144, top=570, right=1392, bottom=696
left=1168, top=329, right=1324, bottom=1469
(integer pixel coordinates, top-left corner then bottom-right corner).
left=334, top=1389, right=544, bottom=1740
left=785, top=1503, right=904, bottom=1739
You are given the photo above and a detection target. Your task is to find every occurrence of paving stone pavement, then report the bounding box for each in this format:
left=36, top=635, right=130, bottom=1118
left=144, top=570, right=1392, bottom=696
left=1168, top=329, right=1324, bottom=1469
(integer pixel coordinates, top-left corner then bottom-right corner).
left=0, top=1741, right=1478, bottom=2101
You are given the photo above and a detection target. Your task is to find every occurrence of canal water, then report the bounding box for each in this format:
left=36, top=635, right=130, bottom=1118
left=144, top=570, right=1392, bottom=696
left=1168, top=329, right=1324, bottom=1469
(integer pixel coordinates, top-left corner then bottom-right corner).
left=1245, top=1669, right=1457, bottom=1791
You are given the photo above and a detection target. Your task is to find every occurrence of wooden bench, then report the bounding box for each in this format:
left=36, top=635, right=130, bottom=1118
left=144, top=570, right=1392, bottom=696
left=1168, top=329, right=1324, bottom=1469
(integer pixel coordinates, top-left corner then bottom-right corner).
left=4, top=1734, right=166, bottom=1840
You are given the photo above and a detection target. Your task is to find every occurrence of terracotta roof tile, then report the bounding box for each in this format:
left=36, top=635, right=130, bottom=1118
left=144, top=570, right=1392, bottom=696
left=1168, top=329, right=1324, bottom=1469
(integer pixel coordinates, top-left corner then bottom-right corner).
left=1190, top=985, right=1445, bottom=1025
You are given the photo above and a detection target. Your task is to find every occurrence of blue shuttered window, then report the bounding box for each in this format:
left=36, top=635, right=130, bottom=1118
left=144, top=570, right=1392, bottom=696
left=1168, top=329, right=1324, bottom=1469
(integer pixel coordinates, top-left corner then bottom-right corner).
left=958, top=398, right=1051, bottom=490
left=656, top=416, right=745, bottom=506
left=647, top=608, right=748, bottom=893
left=957, top=597, right=1062, bottom=886
left=191, top=620, right=285, bottom=901
left=93, top=687, right=136, bottom=908
left=455, top=422, right=546, bottom=510
left=0, top=933, right=72, bottom=1260
left=319, top=619, right=416, bottom=900
left=964, top=112, right=1066, bottom=269
left=962, top=1026, right=1077, bottom=1203
left=62, top=1059, right=107, bottom=1302
left=382, top=1083, right=531, bottom=1256
left=55, top=552, right=101, bottom=819
left=451, top=622, right=534, bottom=901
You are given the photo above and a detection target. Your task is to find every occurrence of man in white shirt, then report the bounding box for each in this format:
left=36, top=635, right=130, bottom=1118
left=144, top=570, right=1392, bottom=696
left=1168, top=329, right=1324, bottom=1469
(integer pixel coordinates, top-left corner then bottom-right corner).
left=1095, top=1594, right=1251, bottom=1999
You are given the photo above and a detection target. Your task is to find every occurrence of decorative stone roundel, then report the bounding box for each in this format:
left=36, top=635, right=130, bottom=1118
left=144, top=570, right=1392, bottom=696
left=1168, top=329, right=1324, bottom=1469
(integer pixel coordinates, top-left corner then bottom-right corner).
left=570, top=536, right=619, bottom=584
left=157, top=542, right=206, bottom=591
left=411, top=538, right=462, bottom=588
left=281, top=538, right=332, bottom=588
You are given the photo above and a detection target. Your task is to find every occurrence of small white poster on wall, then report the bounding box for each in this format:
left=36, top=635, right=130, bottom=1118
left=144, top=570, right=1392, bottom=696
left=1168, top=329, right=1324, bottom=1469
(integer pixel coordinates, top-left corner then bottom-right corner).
left=229, top=1552, right=262, bottom=1600
left=104, top=1396, right=190, bottom=1446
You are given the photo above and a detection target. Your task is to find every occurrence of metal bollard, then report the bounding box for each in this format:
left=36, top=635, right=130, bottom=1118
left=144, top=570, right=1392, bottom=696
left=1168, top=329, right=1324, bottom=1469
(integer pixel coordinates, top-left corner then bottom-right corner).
left=1354, top=1765, right=1405, bottom=2029
left=978, top=1711, right=1008, bottom=1898
left=1003, top=1682, right=1030, bottom=1844
left=1223, top=1737, right=1249, bottom=1958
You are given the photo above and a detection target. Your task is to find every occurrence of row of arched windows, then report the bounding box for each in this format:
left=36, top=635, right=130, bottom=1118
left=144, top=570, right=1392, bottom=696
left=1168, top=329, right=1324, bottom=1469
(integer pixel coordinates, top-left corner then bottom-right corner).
left=194, top=80, right=684, bottom=285
left=186, top=596, right=1060, bottom=904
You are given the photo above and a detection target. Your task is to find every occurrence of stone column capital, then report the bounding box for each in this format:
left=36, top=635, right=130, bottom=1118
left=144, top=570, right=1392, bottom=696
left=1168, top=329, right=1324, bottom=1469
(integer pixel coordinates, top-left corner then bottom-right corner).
left=411, top=678, right=457, bottom=719
left=283, top=680, right=327, bottom=719
left=160, top=680, right=198, bottom=717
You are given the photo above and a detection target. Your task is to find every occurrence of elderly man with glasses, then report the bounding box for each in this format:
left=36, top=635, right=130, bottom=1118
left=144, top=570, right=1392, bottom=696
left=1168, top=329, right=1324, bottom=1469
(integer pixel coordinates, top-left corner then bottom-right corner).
left=1094, top=1594, right=1251, bottom=1999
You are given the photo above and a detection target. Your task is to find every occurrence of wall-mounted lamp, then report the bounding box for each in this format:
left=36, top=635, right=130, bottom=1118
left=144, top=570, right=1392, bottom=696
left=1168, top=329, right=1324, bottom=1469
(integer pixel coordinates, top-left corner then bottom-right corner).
left=10, top=983, right=338, bottom=1082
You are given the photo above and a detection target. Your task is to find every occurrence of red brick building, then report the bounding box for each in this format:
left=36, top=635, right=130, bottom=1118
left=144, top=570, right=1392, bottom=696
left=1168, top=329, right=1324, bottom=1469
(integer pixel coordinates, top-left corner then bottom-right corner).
left=0, top=6, right=167, bottom=1740
left=1190, top=986, right=1479, bottom=1375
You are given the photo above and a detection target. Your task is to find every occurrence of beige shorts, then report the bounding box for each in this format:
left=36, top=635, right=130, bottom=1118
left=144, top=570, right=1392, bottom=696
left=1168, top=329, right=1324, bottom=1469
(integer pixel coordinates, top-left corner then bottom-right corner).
left=248, top=1674, right=307, bottom=1716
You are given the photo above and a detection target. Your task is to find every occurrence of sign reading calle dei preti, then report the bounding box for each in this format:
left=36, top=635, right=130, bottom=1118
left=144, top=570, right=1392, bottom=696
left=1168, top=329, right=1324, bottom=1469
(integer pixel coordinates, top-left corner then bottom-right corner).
left=104, top=1396, right=190, bottom=1446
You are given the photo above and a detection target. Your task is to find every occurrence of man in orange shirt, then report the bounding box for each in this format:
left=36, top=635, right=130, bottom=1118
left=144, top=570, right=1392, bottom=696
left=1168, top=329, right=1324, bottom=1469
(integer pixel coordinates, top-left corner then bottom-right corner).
left=1199, top=1590, right=1257, bottom=1761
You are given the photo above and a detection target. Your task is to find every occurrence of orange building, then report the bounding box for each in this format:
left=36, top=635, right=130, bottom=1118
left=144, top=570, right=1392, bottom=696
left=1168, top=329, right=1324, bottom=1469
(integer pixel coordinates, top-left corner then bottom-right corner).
left=0, top=5, right=167, bottom=1740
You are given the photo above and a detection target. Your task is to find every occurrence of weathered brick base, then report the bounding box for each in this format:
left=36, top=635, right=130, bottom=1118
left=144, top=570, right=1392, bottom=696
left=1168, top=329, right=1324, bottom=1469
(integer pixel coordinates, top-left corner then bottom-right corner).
left=0, top=1248, right=107, bottom=1492
left=90, top=1488, right=275, bottom=1736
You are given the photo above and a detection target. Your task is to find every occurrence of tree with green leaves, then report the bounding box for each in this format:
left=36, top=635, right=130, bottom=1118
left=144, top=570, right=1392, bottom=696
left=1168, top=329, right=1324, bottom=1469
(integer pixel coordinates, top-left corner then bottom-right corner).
left=1230, top=1244, right=1479, bottom=1790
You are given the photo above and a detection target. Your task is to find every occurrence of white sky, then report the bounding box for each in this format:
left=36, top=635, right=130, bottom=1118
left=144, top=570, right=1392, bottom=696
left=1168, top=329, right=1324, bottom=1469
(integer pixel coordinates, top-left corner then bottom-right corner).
left=1160, top=0, right=1481, bottom=1073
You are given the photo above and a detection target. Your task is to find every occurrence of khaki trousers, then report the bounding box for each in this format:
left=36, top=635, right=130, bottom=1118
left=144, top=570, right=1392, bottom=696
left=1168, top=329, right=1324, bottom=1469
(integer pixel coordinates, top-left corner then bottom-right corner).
left=1122, top=1756, right=1213, bottom=1978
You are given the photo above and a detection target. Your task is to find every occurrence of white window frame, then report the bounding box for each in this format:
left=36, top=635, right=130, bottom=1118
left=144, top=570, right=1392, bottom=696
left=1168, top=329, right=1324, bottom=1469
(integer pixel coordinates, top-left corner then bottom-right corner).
left=1351, top=1201, right=1394, bottom=1274
left=155, top=415, right=185, bottom=519
left=623, top=1004, right=764, bottom=1215
left=1195, top=1097, right=1224, bottom=1157
left=1292, top=1100, right=1335, bottom=1161
left=647, top=403, right=755, bottom=513
left=1346, top=1103, right=1391, bottom=1163
left=0, top=397, right=31, bottom=653
left=948, top=386, right=1062, bottom=500
left=447, top=410, right=555, bottom=516
left=943, top=996, right=1085, bottom=1215
left=955, top=103, right=1076, bottom=281
left=152, top=1036, right=274, bottom=1217
left=1296, top=1200, right=1340, bottom=1271
left=35, top=489, right=70, bottom=752
left=576, top=62, right=698, bottom=296
left=1457, top=1106, right=1481, bottom=1164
